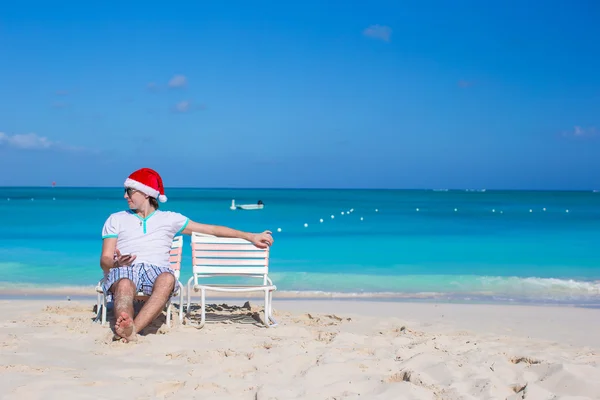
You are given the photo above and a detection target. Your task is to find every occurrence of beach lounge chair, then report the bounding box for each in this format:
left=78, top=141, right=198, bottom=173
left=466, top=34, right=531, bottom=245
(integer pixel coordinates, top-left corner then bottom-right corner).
left=186, top=232, right=277, bottom=328
left=95, top=235, right=185, bottom=328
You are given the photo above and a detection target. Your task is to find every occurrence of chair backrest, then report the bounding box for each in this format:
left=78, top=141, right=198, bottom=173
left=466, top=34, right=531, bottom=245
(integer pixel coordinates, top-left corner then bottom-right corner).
left=169, top=236, right=184, bottom=276
left=191, top=232, right=269, bottom=276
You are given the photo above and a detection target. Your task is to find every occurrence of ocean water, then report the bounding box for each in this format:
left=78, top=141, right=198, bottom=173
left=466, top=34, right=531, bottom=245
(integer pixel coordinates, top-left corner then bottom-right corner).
left=1, top=187, right=599, bottom=305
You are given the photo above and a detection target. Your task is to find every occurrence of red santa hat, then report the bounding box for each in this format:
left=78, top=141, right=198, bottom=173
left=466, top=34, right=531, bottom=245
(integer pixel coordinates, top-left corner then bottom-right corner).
left=124, top=168, right=168, bottom=203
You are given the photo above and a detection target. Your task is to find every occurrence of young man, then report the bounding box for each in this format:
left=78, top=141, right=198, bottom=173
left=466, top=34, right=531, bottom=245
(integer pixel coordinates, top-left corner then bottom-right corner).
left=100, top=168, right=273, bottom=342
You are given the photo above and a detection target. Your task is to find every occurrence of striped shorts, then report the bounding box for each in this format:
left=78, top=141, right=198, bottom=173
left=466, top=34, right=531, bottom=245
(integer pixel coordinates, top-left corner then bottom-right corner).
left=103, top=263, right=178, bottom=301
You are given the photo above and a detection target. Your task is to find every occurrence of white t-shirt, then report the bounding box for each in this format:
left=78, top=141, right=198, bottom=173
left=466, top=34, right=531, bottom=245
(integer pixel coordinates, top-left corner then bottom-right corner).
left=102, top=210, right=189, bottom=267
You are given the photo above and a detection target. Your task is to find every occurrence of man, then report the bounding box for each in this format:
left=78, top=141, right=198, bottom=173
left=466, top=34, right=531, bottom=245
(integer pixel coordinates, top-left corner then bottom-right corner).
left=100, top=168, right=273, bottom=342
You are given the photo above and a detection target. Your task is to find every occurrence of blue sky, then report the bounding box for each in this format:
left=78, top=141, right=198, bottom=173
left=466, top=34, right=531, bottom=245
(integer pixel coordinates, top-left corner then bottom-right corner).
left=1, top=0, right=599, bottom=189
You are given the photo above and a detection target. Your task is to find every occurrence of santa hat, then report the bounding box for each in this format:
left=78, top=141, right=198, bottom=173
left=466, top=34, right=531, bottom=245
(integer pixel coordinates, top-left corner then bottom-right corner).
left=124, top=168, right=168, bottom=203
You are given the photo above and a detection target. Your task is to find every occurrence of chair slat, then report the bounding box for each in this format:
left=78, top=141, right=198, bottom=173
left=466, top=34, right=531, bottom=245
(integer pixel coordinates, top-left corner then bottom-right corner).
left=193, top=266, right=267, bottom=274
left=194, top=258, right=267, bottom=266
left=194, top=284, right=272, bottom=288
left=171, top=236, right=183, bottom=247
left=192, top=236, right=254, bottom=244
left=193, top=251, right=267, bottom=258
left=194, top=243, right=263, bottom=251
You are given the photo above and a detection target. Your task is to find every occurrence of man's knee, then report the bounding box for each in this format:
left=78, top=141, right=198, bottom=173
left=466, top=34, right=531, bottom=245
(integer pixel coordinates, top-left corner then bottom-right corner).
left=111, top=279, right=136, bottom=311
left=111, top=278, right=136, bottom=294
left=154, top=273, right=175, bottom=292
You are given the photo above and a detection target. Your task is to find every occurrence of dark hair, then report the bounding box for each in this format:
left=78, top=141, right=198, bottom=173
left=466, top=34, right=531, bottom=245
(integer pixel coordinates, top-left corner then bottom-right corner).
left=149, top=197, right=159, bottom=209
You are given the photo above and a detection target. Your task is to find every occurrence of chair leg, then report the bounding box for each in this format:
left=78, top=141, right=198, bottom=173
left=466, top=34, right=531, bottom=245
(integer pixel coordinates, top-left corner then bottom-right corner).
left=268, top=291, right=277, bottom=327
left=101, top=294, right=107, bottom=326
left=166, top=299, right=172, bottom=328
left=264, top=289, right=270, bottom=328
left=178, top=282, right=184, bottom=324
left=186, top=278, right=193, bottom=317
left=199, top=289, right=206, bottom=328
left=95, top=292, right=102, bottom=323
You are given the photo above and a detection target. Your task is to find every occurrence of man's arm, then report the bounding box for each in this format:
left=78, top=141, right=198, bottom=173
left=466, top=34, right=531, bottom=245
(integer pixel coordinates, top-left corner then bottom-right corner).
left=100, top=237, right=117, bottom=273
left=182, top=220, right=273, bottom=248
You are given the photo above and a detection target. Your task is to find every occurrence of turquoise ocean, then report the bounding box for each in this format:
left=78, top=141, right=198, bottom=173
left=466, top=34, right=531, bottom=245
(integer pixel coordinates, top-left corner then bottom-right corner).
left=1, top=187, right=599, bottom=305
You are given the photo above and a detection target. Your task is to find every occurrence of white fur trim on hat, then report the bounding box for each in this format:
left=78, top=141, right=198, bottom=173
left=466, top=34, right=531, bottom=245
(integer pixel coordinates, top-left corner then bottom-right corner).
left=124, top=178, right=167, bottom=202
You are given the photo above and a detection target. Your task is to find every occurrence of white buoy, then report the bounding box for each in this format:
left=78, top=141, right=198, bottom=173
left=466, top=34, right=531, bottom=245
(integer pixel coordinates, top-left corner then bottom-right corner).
left=341, top=211, right=345, bottom=215
left=350, top=208, right=354, bottom=212
left=360, top=217, right=364, bottom=221
left=319, top=218, right=323, bottom=223
left=529, top=209, right=533, bottom=213
left=331, top=215, right=335, bottom=219
left=543, top=208, right=546, bottom=211
left=454, top=208, right=458, bottom=212
left=31, top=198, right=34, bottom=201
left=492, top=209, right=496, bottom=213
left=500, top=211, right=503, bottom=214
left=277, top=228, right=282, bottom=232
left=416, top=208, right=420, bottom=211
left=304, top=223, right=308, bottom=228
left=566, top=209, right=569, bottom=213
left=53, top=197, right=56, bottom=200
left=375, top=209, right=379, bottom=212
left=6, top=198, right=9, bottom=201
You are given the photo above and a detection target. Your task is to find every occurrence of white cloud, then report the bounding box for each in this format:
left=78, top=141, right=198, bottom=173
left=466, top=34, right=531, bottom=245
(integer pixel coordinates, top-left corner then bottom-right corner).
left=171, top=100, right=205, bottom=113
left=0, top=132, right=86, bottom=151
left=168, top=74, right=187, bottom=88
left=174, top=100, right=190, bottom=113
left=363, top=25, right=392, bottom=42
left=0, top=132, right=53, bottom=149
left=563, top=126, right=598, bottom=138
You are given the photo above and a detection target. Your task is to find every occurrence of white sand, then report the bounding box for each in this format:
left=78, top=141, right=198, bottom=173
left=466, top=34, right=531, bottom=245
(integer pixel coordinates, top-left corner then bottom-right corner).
left=0, top=298, right=599, bottom=399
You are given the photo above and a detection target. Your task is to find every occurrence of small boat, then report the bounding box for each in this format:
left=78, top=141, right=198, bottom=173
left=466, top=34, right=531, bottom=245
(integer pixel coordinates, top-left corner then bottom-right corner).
left=230, top=199, right=264, bottom=210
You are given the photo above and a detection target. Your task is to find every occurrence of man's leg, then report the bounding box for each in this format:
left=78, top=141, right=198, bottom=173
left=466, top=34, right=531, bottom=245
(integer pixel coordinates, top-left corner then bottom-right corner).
left=110, top=278, right=137, bottom=341
left=132, top=272, right=175, bottom=333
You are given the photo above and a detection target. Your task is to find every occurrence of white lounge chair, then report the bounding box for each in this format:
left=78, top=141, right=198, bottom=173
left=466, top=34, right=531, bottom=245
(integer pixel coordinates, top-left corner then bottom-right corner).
left=95, top=235, right=185, bottom=328
left=186, top=232, right=277, bottom=328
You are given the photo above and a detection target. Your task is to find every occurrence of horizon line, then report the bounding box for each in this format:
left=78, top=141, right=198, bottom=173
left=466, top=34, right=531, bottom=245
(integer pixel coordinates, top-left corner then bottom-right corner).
left=0, top=186, right=598, bottom=192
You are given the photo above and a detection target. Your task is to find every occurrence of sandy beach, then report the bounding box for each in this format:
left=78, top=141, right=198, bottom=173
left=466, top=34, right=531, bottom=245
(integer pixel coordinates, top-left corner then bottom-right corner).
left=1, top=298, right=599, bottom=399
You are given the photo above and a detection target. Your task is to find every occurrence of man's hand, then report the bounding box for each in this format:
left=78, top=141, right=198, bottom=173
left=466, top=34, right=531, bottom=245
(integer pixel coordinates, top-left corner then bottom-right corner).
left=114, top=249, right=136, bottom=267
left=249, top=230, right=274, bottom=248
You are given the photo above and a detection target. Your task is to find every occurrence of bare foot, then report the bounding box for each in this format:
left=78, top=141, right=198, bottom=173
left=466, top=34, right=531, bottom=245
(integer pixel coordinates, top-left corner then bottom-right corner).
left=115, top=311, right=137, bottom=342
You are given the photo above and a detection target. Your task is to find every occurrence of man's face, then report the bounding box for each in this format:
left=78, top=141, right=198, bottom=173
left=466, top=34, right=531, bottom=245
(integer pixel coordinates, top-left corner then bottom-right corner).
left=124, top=187, right=146, bottom=210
